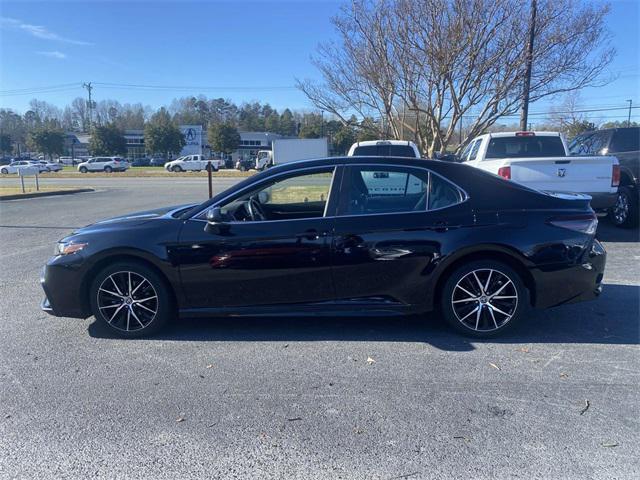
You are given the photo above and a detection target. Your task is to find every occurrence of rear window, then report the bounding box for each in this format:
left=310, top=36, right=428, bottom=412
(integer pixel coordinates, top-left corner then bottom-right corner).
left=485, top=136, right=566, bottom=158
left=610, top=128, right=640, bottom=153
left=352, top=144, right=418, bottom=158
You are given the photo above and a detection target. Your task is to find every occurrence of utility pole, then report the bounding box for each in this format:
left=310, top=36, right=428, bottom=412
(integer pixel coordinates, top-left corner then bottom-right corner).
left=82, top=82, right=93, bottom=131
left=627, top=99, right=633, bottom=127
left=519, top=0, right=537, bottom=131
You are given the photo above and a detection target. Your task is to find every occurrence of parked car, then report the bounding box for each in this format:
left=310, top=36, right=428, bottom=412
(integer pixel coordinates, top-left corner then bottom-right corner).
left=41, top=156, right=605, bottom=339
left=131, top=157, right=151, bottom=167
left=461, top=131, right=619, bottom=213
left=59, top=156, right=79, bottom=166
left=348, top=140, right=422, bottom=158
left=36, top=160, right=63, bottom=172
left=165, top=155, right=220, bottom=172
left=1, top=160, right=41, bottom=174
left=235, top=158, right=255, bottom=171
left=569, top=127, right=639, bottom=228
left=149, top=156, right=167, bottom=167
left=77, top=157, right=130, bottom=173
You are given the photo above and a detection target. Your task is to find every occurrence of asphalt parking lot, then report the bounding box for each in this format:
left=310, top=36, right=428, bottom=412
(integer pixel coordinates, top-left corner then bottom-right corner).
left=0, top=177, right=639, bottom=479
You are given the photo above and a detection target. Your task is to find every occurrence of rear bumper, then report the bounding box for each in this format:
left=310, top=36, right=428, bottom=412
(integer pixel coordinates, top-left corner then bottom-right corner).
left=587, top=192, right=617, bottom=211
left=531, top=239, right=606, bottom=308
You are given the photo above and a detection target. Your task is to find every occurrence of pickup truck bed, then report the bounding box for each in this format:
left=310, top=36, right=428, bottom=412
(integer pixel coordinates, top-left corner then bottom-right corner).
left=461, top=132, right=619, bottom=211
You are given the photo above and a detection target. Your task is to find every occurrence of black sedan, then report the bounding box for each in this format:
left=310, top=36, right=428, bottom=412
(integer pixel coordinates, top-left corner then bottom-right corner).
left=41, top=157, right=606, bottom=338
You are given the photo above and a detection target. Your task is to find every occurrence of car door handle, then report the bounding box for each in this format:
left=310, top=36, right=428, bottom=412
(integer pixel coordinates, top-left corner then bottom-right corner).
left=432, top=221, right=449, bottom=232
left=295, top=229, right=327, bottom=241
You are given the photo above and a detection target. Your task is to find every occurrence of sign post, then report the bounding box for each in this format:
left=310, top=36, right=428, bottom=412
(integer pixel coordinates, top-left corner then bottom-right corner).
left=206, top=161, right=213, bottom=199
left=17, top=166, right=40, bottom=193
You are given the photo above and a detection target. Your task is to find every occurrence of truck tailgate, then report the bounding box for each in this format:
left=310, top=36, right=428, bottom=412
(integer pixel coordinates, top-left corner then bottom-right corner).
left=508, top=156, right=616, bottom=193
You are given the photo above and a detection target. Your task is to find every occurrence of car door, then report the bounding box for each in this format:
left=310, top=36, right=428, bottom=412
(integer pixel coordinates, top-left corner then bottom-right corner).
left=172, top=166, right=341, bottom=310
left=330, top=163, right=473, bottom=307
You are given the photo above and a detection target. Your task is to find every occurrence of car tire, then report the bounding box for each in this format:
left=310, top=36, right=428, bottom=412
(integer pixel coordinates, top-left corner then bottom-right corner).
left=89, top=261, right=174, bottom=338
left=440, top=260, right=529, bottom=338
left=79, top=166, right=88, bottom=173
left=609, top=185, right=639, bottom=229
left=104, top=166, right=113, bottom=173
left=45, top=167, right=51, bottom=172
left=1, top=168, right=8, bottom=174
left=172, top=166, right=183, bottom=172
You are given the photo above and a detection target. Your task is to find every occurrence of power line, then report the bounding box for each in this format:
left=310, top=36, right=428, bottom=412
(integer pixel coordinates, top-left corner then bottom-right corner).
left=93, top=82, right=297, bottom=92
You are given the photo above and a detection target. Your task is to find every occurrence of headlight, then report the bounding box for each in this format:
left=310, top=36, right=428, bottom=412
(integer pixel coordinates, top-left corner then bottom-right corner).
left=55, top=241, right=88, bottom=256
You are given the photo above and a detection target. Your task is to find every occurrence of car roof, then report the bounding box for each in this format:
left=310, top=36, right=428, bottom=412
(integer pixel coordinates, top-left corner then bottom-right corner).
left=479, top=131, right=561, bottom=138
left=351, top=140, right=418, bottom=147
left=268, top=156, right=448, bottom=173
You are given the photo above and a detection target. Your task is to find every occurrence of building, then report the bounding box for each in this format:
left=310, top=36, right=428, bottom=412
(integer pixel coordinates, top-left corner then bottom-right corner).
left=65, top=126, right=289, bottom=161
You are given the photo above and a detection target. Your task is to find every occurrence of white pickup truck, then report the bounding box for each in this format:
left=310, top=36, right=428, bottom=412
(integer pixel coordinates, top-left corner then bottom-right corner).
left=461, top=131, right=619, bottom=212
left=165, top=155, right=222, bottom=173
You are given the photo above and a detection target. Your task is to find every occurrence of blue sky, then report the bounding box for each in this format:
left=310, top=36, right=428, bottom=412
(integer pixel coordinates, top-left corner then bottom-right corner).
left=0, top=0, right=638, bottom=124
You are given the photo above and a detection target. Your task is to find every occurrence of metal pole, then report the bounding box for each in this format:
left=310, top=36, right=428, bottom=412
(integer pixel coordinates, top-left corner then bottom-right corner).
left=35, top=172, right=39, bottom=191
left=207, top=161, right=213, bottom=199
left=20, top=173, right=25, bottom=193
left=519, top=0, right=537, bottom=131
left=627, top=99, right=633, bottom=127
left=321, top=110, right=324, bottom=137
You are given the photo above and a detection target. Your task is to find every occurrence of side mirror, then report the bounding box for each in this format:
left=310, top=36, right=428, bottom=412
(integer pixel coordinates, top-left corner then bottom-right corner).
left=204, top=207, right=230, bottom=235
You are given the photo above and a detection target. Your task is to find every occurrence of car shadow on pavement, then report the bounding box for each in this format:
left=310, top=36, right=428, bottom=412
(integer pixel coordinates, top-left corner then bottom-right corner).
left=596, top=219, right=640, bottom=243
left=87, top=284, right=640, bottom=351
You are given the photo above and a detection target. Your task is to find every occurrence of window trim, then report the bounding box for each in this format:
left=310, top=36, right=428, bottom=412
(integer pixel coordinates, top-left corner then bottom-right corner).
left=189, top=163, right=469, bottom=224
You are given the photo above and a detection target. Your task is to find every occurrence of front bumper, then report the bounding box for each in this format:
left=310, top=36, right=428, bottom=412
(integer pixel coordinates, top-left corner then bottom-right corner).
left=40, top=257, right=90, bottom=319
left=587, top=192, right=617, bottom=211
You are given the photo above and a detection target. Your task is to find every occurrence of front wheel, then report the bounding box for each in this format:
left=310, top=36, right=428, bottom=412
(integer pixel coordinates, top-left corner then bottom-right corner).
left=89, top=262, right=173, bottom=338
left=440, top=260, right=528, bottom=338
left=609, top=185, right=639, bottom=228
left=172, top=165, right=182, bottom=172
left=79, top=166, right=88, bottom=173
left=1, top=168, right=8, bottom=174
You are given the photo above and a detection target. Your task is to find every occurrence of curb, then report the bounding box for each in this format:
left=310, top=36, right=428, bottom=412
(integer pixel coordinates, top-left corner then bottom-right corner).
left=0, top=188, right=95, bottom=201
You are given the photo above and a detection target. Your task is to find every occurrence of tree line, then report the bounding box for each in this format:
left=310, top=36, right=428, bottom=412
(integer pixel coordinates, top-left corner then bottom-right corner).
left=0, top=96, right=381, bottom=158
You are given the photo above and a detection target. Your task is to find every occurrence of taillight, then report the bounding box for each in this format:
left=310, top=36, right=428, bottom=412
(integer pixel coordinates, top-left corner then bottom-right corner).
left=612, top=164, right=620, bottom=187
left=548, top=213, right=598, bottom=235
left=515, top=131, right=535, bottom=137
left=498, top=166, right=511, bottom=180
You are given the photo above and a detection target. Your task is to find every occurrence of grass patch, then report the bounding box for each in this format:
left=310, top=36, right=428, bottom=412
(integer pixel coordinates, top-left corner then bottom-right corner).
left=0, top=186, right=79, bottom=197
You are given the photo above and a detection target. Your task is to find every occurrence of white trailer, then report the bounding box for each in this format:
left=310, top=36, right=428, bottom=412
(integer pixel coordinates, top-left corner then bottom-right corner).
left=255, top=138, right=329, bottom=170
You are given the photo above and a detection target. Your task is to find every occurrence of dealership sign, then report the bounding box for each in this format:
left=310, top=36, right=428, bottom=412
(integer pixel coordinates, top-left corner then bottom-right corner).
left=180, top=125, right=203, bottom=155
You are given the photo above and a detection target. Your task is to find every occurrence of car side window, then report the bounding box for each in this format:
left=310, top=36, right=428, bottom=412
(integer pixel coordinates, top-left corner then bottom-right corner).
left=428, top=172, right=465, bottom=210
left=339, top=166, right=429, bottom=215
left=216, top=168, right=335, bottom=222
left=468, top=140, right=481, bottom=161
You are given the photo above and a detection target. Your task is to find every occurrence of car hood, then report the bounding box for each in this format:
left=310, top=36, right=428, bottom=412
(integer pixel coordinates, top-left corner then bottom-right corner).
left=73, top=203, right=198, bottom=234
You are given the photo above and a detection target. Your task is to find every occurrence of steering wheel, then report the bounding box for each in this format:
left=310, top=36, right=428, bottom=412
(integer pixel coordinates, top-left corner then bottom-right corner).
left=246, top=196, right=266, bottom=221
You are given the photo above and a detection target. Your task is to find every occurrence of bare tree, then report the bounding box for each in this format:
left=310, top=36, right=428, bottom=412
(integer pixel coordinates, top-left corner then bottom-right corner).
left=298, top=0, right=614, bottom=155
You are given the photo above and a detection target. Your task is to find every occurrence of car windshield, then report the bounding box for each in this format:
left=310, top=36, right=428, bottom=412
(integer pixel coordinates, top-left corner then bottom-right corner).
left=485, top=136, right=566, bottom=158
left=352, top=144, right=417, bottom=157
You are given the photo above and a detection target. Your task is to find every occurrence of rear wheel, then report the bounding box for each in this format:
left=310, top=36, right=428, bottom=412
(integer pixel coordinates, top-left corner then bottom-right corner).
left=104, top=166, right=113, bottom=173
left=609, top=185, right=639, bottom=228
left=89, top=262, right=173, bottom=338
left=79, top=166, right=88, bottom=173
left=441, top=260, right=528, bottom=338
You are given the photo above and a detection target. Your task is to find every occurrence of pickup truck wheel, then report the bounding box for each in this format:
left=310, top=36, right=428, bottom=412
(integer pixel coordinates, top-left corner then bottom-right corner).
left=172, top=165, right=183, bottom=172
left=609, top=186, right=639, bottom=228
left=79, top=166, right=88, bottom=173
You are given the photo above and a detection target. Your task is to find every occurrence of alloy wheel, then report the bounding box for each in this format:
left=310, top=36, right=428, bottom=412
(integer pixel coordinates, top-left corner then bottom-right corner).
left=613, top=192, right=629, bottom=225
left=96, top=271, right=158, bottom=332
left=451, top=268, right=518, bottom=332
